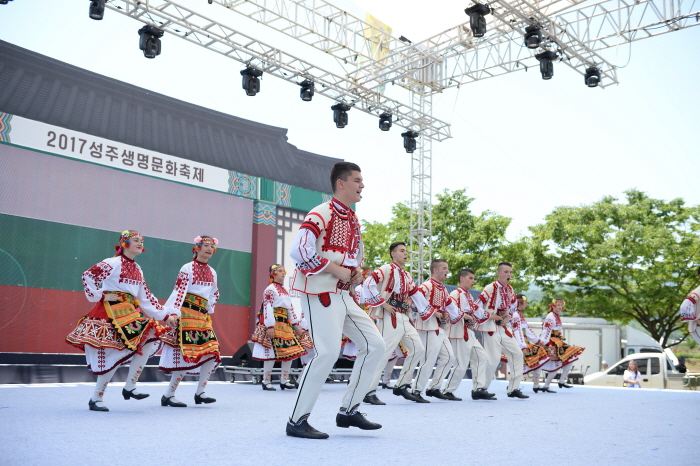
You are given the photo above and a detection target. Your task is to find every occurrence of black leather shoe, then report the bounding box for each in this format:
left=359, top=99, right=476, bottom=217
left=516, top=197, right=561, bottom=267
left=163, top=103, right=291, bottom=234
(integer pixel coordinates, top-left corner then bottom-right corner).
left=425, top=388, right=449, bottom=400
left=507, top=389, right=529, bottom=399
left=542, top=387, right=557, bottom=393
left=410, top=391, right=431, bottom=403
left=262, top=383, right=277, bottom=391
left=280, top=381, right=297, bottom=390
left=442, top=392, right=462, bottom=401
left=161, top=395, right=187, bottom=407
left=558, top=382, right=573, bottom=388
left=194, top=393, right=216, bottom=404
left=392, top=384, right=421, bottom=402
left=363, top=394, right=386, bottom=405
left=88, top=399, right=109, bottom=412
left=286, top=418, right=329, bottom=439
left=336, top=411, right=382, bottom=430
left=379, top=382, right=394, bottom=389
left=472, top=388, right=497, bottom=400
left=122, top=388, right=149, bottom=400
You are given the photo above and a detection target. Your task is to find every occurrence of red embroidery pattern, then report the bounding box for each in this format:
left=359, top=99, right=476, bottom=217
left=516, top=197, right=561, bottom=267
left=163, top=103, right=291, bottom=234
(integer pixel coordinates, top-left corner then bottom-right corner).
left=321, top=200, right=361, bottom=259
left=82, top=261, right=113, bottom=298
left=192, top=261, right=214, bottom=286
left=119, top=257, right=143, bottom=285
left=552, top=312, right=562, bottom=327
left=428, top=279, right=449, bottom=309
left=273, top=282, right=289, bottom=296
left=173, top=271, right=190, bottom=308
left=143, top=284, right=161, bottom=308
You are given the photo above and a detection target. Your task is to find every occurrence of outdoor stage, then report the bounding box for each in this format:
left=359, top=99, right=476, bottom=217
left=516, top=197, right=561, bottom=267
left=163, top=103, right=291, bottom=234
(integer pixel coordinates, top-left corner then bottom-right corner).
left=1, top=378, right=697, bottom=465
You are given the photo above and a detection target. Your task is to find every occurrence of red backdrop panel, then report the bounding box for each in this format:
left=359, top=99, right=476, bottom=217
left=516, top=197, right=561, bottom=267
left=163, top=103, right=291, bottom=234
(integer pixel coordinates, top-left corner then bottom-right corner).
left=0, top=284, right=249, bottom=355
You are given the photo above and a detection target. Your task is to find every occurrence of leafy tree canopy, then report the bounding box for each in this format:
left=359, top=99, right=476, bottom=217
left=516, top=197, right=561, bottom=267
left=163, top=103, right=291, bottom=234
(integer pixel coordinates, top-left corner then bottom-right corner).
left=527, top=189, right=700, bottom=347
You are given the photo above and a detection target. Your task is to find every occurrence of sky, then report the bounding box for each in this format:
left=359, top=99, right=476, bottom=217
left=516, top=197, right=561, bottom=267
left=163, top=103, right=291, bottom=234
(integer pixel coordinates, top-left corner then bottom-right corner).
left=1, top=0, right=699, bottom=240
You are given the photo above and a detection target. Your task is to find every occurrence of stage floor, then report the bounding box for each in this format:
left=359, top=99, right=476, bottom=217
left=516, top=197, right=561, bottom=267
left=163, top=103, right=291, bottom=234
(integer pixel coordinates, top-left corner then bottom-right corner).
left=1, top=379, right=697, bottom=465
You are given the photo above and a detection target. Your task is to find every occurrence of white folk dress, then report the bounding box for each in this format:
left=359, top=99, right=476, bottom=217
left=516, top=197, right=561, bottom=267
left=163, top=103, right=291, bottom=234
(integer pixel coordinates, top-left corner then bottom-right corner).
left=66, top=255, right=165, bottom=374
left=158, top=260, right=221, bottom=374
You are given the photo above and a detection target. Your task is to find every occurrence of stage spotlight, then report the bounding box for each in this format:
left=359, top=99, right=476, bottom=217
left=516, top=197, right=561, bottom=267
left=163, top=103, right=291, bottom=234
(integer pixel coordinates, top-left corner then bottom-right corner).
left=331, top=103, right=351, bottom=128
left=138, top=26, right=164, bottom=59
left=89, top=0, right=105, bottom=20
left=535, top=51, right=557, bottom=80
left=523, top=25, right=542, bottom=49
left=240, top=67, right=263, bottom=96
left=299, top=80, right=315, bottom=101
left=378, top=113, right=392, bottom=131
left=401, top=131, right=419, bottom=153
left=584, top=66, right=602, bottom=87
left=464, top=4, right=491, bottom=38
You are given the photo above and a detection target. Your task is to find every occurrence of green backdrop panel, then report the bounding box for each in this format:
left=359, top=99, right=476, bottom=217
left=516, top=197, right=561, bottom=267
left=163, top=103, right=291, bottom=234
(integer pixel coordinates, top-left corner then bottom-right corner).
left=0, top=214, right=250, bottom=306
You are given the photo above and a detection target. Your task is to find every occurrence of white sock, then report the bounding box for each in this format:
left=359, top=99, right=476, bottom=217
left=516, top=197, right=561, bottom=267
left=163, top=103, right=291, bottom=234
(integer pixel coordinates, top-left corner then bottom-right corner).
left=560, top=365, right=572, bottom=384
left=532, top=369, right=542, bottom=388
left=166, top=371, right=186, bottom=397
left=124, top=341, right=157, bottom=393
left=196, top=359, right=217, bottom=395
left=263, top=360, right=274, bottom=385
left=280, top=360, right=292, bottom=384
left=92, top=367, right=118, bottom=403
left=543, top=370, right=558, bottom=388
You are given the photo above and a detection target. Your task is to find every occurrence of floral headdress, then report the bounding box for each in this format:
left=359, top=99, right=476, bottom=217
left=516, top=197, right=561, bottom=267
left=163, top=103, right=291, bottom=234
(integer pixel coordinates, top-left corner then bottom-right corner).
left=269, top=264, right=287, bottom=283
left=192, top=236, right=218, bottom=258
left=548, top=298, right=565, bottom=310
left=114, top=230, right=144, bottom=256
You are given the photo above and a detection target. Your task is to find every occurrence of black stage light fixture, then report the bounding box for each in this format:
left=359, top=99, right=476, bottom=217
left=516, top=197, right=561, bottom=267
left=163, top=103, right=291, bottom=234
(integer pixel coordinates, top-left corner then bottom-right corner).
left=240, top=67, right=263, bottom=96
left=0, top=0, right=14, bottom=4
left=138, top=26, right=164, bottom=59
left=89, top=0, right=105, bottom=20
left=535, top=51, right=557, bottom=80
left=331, top=103, right=351, bottom=128
left=523, top=25, right=542, bottom=49
left=401, top=130, right=419, bottom=153
left=464, top=4, right=491, bottom=38
left=299, top=80, right=315, bottom=101
left=378, top=113, right=393, bottom=131
left=584, top=66, right=602, bottom=87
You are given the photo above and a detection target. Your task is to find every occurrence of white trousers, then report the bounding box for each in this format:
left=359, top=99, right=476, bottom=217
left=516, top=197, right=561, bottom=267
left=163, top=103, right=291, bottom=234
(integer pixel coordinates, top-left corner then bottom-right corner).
left=690, top=326, right=700, bottom=346
left=289, top=290, right=384, bottom=423
left=412, top=328, right=455, bottom=393
left=481, top=326, right=524, bottom=393
left=368, top=312, right=425, bottom=393
left=442, top=331, right=488, bottom=394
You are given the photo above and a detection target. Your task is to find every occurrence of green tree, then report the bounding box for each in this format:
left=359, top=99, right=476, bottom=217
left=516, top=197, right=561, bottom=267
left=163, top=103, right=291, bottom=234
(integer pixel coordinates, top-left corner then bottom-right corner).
left=362, top=189, right=530, bottom=289
left=528, top=190, right=700, bottom=347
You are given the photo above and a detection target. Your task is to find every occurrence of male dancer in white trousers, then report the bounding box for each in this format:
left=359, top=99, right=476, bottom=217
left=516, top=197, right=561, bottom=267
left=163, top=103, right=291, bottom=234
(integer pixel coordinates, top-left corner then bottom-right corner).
left=361, top=242, right=430, bottom=405
left=445, top=268, right=493, bottom=401
left=411, top=259, right=463, bottom=402
left=476, top=262, right=529, bottom=399
left=286, top=162, right=385, bottom=439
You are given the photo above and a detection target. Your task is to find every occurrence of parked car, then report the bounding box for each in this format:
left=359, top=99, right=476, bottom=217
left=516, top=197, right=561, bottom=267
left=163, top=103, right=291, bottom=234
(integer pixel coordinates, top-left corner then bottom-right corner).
left=583, top=352, right=697, bottom=389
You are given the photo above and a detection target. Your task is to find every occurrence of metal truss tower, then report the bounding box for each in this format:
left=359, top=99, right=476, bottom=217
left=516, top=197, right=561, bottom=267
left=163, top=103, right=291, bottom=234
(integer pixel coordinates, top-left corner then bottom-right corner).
left=104, top=0, right=699, bottom=280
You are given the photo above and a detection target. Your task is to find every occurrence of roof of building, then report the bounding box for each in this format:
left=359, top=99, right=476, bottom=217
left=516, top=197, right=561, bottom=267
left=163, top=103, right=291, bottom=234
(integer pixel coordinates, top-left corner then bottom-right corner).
left=0, top=40, right=339, bottom=194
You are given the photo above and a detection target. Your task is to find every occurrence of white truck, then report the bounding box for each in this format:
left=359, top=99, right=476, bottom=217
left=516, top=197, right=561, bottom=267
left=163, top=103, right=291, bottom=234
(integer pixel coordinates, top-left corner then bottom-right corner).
left=583, top=351, right=699, bottom=389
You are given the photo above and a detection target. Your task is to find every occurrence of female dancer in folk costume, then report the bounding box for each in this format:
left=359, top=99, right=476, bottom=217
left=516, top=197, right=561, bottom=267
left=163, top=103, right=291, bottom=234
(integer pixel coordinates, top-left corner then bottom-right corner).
left=159, top=236, right=221, bottom=408
left=66, top=230, right=175, bottom=412
left=510, top=294, right=550, bottom=382
left=531, top=299, right=585, bottom=393
left=251, top=264, right=307, bottom=391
